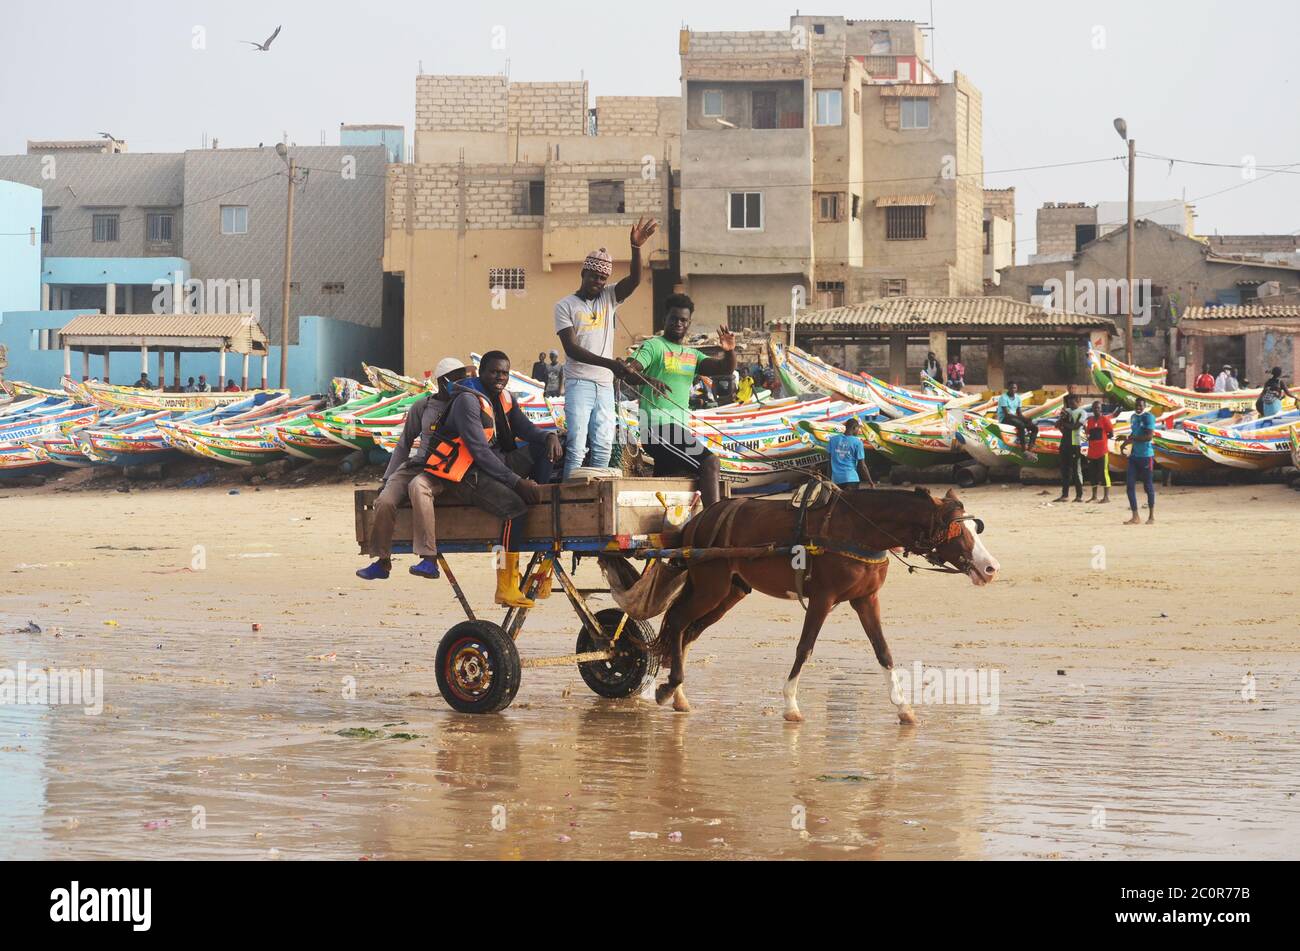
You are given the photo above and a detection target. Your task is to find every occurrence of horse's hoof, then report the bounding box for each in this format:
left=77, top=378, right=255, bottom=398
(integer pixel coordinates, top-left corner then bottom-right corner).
left=672, top=693, right=692, bottom=713
left=783, top=710, right=804, bottom=723
left=654, top=684, right=675, bottom=707
left=898, top=708, right=917, bottom=726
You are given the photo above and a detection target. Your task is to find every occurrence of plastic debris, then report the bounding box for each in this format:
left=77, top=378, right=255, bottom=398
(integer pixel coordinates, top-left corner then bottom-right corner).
left=103, top=620, right=119, bottom=627
left=628, top=831, right=659, bottom=839
left=667, top=831, right=683, bottom=842
left=251, top=623, right=262, bottom=632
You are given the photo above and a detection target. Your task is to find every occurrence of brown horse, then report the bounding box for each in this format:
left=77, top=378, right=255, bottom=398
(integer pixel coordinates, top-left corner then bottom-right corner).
left=652, top=486, right=999, bottom=723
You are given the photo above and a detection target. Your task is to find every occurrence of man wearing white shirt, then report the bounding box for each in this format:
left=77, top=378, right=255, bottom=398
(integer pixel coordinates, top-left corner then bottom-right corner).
left=1214, top=364, right=1239, bottom=392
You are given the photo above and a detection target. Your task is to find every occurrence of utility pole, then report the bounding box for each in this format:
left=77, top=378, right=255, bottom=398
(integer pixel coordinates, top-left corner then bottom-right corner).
left=1125, top=136, right=1136, bottom=361
left=276, top=145, right=296, bottom=389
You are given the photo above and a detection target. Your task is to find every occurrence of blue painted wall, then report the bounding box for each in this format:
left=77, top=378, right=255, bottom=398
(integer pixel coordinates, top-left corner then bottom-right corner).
left=42, top=256, right=191, bottom=287
left=0, top=313, right=384, bottom=396
left=0, top=181, right=42, bottom=316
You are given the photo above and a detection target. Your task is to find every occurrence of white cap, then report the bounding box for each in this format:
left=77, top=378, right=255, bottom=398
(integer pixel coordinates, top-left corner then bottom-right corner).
left=434, top=357, right=466, bottom=380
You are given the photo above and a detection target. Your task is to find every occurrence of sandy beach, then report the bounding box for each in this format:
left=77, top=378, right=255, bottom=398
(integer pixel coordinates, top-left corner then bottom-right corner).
left=1, top=474, right=1297, bottom=860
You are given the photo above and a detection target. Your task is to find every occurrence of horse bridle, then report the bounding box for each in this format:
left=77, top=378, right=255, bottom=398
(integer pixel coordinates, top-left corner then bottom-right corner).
left=828, top=483, right=984, bottom=576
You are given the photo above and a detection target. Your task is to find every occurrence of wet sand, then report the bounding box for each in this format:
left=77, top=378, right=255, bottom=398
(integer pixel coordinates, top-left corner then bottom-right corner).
left=1, top=478, right=1298, bottom=859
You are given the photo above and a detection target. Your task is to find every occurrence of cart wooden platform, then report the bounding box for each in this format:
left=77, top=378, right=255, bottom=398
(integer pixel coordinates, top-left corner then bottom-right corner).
left=355, top=477, right=721, bottom=713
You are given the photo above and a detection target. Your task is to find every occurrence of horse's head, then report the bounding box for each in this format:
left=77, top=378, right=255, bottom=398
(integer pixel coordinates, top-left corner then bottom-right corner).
left=927, top=488, right=999, bottom=586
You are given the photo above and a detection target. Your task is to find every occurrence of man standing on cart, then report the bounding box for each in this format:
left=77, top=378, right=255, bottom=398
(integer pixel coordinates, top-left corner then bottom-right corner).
left=554, top=217, right=658, bottom=479
left=625, top=293, right=735, bottom=507
left=424, top=350, right=563, bottom=609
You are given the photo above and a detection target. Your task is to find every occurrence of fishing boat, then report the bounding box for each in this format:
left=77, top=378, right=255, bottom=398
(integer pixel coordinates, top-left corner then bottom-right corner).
left=161, top=395, right=329, bottom=466
left=67, top=378, right=289, bottom=411
left=307, top=391, right=420, bottom=451
left=0, top=443, right=61, bottom=479
left=363, top=363, right=429, bottom=395
left=1183, top=408, right=1300, bottom=470
left=0, top=398, right=99, bottom=446
left=1087, top=347, right=1282, bottom=413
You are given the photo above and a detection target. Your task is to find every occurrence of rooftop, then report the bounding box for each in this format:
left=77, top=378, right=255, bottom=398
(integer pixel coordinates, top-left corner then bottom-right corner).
left=770, top=296, right=1116, bottom=331
left=57, top=314, right=268, bottom=353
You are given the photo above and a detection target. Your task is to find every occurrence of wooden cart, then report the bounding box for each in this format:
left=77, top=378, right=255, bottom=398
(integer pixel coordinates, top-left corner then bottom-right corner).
left=355, top=477, right=719, bottom=714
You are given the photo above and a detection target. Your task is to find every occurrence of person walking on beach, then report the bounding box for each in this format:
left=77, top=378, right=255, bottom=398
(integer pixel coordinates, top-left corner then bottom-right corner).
left=543, top=350, right=563, bottom=398
left=554, top=217, right=657, bottom=479
left=828, top=417, right=872, bottom=487
left=1054, top=393, right=1085, bottom=502
left=1258, top=367, right=1295, bottom=417
left=530, top=352, right=548, bottom=385
left=997, top=381, right=1038, bottom=454
left=1121, top=396, right=1157, bottom=525
left=1083, top=400, right=1114, bottom=503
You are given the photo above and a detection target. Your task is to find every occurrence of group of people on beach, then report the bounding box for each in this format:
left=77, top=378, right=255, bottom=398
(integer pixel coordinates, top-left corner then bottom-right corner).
left=358, top=216, right=740, bottom=608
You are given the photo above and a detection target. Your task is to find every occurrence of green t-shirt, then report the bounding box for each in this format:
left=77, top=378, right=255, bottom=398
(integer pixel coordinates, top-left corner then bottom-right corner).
left=631, top=335, right=708, bottom=427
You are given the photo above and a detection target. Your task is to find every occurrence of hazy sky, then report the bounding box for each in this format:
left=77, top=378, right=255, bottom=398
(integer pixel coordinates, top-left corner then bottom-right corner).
left=5, top=0, right=1298, bottom=256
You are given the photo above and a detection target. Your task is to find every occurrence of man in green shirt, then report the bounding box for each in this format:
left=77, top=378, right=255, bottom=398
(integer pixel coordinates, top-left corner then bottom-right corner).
left=625, top=293, right=735, bottom=506
left=1054, top=392, right=1086, bottom=502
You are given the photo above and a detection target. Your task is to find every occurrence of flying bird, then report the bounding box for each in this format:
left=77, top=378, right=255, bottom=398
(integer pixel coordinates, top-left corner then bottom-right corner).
left=242, top=25, right=281, bottom=51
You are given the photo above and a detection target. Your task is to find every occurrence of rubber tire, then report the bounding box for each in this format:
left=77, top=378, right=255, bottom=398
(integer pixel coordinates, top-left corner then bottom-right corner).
left=435, top=620, right=522, bottom=714
left=576, top=608, right=660, bottom=699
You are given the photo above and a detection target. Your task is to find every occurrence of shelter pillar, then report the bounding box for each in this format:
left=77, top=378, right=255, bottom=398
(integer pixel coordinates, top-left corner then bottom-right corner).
left=157, top=349, right=165, bottom=387
left=1184, top=334, right=1205, bottom=389
left=929, top=330, right=949, bottom=365
left=140, top=345, right=148, bottom=377
left=219, top=349, right=227, bottom=388
left=987, top=335, right=1005, bottom=391
left=260, top=355, right=268, bottom=390
left=173, top=350, right=181, bottom=389
left=105, top=283, right=117, bottom=315
left=241, top=353, right=250, bottom=390
left=889, top=333, right=908, bottom=385
left=41, top=283, right=50, bottom=311
left=81, top=349, right=90, bottom=380
left=103, top=349, right=111, bottom=384
left=63, top=345, right=71, bottom=377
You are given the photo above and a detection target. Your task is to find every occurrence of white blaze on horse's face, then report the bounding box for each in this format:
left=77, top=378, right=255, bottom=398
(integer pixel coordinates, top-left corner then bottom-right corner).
left=964, top=513, right=999, bottom=586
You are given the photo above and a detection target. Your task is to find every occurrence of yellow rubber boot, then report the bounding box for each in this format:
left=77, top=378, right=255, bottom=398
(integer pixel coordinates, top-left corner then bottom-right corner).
left=495, top=552, right=535, bottom=608
left=533, top=565, right=553, bottom=600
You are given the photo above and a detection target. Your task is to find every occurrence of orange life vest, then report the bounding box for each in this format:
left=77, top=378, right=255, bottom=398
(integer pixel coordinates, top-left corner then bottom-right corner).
left=423, top=388, right=513, bottom=482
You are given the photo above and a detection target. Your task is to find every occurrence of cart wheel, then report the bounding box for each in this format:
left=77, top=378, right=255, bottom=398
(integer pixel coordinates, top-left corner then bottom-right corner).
left=436, top=620, right=521, bottom=714
left=576, top=608, right=660, bottom=699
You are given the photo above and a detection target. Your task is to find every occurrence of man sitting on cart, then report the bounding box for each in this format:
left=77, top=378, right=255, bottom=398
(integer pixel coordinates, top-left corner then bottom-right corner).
left=625, top=293, right=735, bottom=507
left=357, top=356, right=471, bottom=582
left=425, top=350, right=563, bottom=609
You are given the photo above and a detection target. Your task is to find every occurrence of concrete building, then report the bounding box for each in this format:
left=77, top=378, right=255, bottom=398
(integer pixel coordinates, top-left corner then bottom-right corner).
left=0, top=143, right=390, bottom=351
left=996, top=220, right=1300, bottom=369
left=679, top=15, right=985, bottom=333
left=1031, top=200, right=1196, bottom=264
left=983, top=187, right=1015, bottom=287
left=385, top=74, right=680, bottom=377
left=1179, top=299, right=1300, bottom=390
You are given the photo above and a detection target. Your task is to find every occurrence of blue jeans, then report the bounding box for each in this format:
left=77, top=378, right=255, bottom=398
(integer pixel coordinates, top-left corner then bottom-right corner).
left=562, top=378, right=614, bottom=479
left=1126, top=456, right=1155, bottom=511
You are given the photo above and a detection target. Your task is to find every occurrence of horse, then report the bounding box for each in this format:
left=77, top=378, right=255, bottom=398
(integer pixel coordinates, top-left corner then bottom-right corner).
left=651, top=485, right=999, bottom=723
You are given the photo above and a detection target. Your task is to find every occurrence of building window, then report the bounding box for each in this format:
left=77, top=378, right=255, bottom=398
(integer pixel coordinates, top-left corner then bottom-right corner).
left=882, top=279, right=907, bottom=297
left=92, top=213, right=119, bottom=243
left=817, top=193, right=842, bottom=222
left=751, top=90, right=778, bottom=130
left=816, top=281, right=845, bottom=308
left=517, top=181, right=545, bottom=216
left=702, top=89, right=724, bottom=117
left=900, top=97, right=930, bottom=130
left=588, top=180, right=625, bottom=214
left=727, top=304, right=766, bottom=330
left=322, top=282, right=345, bottom=294
left=853, top=89, right=861, bottom=115
left=221, top=205, right=249, bottom=235
left=851, top=194, right=861, bottom=220
left=147, top=213, right=173, bottom=242
left=812, top=23, right=826, bottom=35
left=1075, top=223, right=1097, bottom=251
left=728, top=192, right=763, bottom=230
left=41, top=213, right=52, bottom=244
left=488, top=267, right=526, bottom=291
left=885, top=205, right=927, bottom=240
left=815, top=90, right=842, bottom=126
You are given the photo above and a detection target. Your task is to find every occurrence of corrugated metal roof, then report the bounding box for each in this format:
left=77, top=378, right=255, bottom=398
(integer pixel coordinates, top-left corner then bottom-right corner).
left=770, top=296, right=1117, bottom=330
left=875, top=194, right=935, bottom=207
left=58, top=314, right=268, bottom=352
left=1181, top=304, right=1300, bottom=321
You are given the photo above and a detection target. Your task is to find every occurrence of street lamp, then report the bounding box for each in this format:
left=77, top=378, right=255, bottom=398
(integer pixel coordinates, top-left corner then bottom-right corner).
left=1114, top=118, right=1136, bottom=360
left=276, top=142, right=296, bottom=391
